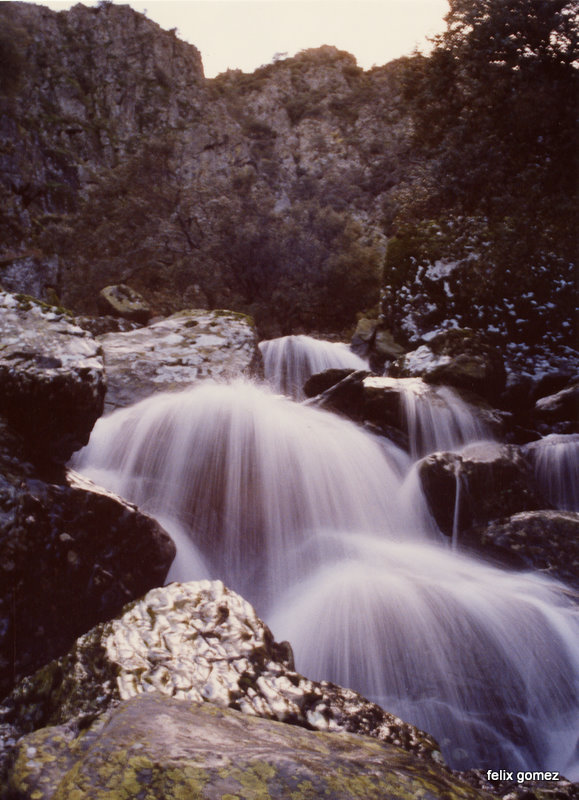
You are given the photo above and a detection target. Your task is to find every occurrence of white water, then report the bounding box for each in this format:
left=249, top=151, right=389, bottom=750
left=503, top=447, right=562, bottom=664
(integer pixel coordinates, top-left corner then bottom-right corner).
left=524, top=434, right=579, bottom=511
left=365, top=376, right=491, bottom=458
left=74, top=381, right=434, bottom=603
left=259, top=334, right=367, bottom=399
left=73, top=338, right=579, bottom=779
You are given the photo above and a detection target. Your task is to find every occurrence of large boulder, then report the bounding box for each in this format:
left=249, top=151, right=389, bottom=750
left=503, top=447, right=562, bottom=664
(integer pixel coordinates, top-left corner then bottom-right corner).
left=463, top=510, right=579, bottom=589
left=390, top=329, right=506, bottom=406
left=5, top=693, right=492, bottom=800
left=418, top=442, right=545, bottom=537
left=98, top=309, right=262, bottom=410
left=0, top=581, right=440, bottom=767
left=0, top=418, right=175, bottom=698
left=0, top=292, right=105, bottom=463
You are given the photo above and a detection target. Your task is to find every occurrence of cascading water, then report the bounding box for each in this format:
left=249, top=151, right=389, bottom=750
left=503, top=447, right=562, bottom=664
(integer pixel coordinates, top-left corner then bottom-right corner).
left=73, top=380, right=434, bottom=605
left=367, top=376, right=492, bottom=458
left=259, top=334, right=367, bottom=399
left=268, top=534, right=579, bottom=775
left=523, top=434, right=579, bottom=511
left=73, top=336, right=579, bottom=779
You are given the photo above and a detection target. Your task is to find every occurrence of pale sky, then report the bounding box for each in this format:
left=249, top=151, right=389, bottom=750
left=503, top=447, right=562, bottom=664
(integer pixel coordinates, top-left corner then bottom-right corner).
left=15, top=0, right=449, bottom=77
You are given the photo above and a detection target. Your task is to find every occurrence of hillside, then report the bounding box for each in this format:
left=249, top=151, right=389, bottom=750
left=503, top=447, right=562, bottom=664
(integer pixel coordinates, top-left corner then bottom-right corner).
left=0, top=0, right=576, bottom=356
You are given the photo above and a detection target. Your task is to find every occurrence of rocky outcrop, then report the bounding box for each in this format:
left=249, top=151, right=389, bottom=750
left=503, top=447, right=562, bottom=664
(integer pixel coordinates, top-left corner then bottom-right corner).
left=0, top=417, right=175, bottom=698
left=5, top=693, right=491, bottom=800
left=390, top=329, right=506, bottom=406
left=0, top=292, right=105, bottom=463
left=0, top=581, right=440, bottom=763
left=418, top=442, right=544, bottom=537
left=463, top=510, right=579, bottom=589
left=97, top=308, right=262, bottom=410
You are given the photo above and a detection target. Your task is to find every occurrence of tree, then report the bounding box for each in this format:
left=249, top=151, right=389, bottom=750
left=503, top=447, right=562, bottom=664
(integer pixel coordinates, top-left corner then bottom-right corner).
left=402, top=0, right=578, bottom=213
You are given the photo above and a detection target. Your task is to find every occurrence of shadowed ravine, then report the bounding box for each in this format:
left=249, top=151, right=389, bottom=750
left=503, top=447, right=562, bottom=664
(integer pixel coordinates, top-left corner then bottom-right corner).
left=73, top=336, right=579, bottom=779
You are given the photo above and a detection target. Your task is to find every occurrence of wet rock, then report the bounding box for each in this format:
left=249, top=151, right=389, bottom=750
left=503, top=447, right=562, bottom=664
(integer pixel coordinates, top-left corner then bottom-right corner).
left=391, top=329, right=506, bottom=406
left=303, top=367, right=357, bottom=398
left=310, top=373, right=500, bottom=455
left=98, top=308, right=262, bottom=410
left=533, top=382, right=579, bottom=433
left=463, top=510, right=579, bottom=589
left=97, top=284, right=151, bottom=324
left=0, top=418, right=175, bottom=697
left=0, top=292, right=105, bottom=463
left=5, top=693, right=492, bottom=800
left=0, top=581, right=441, bottom=766
left=418, top=442, right=544, bottom=537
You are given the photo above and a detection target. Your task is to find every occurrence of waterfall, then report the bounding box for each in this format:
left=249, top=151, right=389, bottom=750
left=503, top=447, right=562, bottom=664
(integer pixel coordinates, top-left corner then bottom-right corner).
left=523, top=434, right=579, bottom=511
left=259, top=334, right=367, bottom=399
left=268, top=534, right=579, bottom=776
left=368, top=376, right=492, bottom=458
left=73, top=380, right=434, bottom=605
left=73, top=356, right=579, bottom=779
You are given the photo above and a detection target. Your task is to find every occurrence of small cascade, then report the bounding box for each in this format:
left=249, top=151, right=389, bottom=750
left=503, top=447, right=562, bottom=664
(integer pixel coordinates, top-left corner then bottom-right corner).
left=259, top=334, right=367, bottom=399
left=268, top=534, right=579, bottom=776
left=396, top=378, right=490, bottom=457
left=73, top=380, right=432, bottom=608
left=523, top=434, right=579, bottom=511
left=367, top=376, right=492, bottom=458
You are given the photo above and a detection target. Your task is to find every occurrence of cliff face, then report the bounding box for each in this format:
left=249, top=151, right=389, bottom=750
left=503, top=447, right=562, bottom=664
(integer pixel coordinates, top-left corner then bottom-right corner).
left=0, top=2, right=412, bottom=334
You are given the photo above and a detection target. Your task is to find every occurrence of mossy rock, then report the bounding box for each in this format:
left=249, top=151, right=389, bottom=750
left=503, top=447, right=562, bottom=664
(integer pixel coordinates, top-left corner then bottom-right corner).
left=7, top=694, right=492, bottom=800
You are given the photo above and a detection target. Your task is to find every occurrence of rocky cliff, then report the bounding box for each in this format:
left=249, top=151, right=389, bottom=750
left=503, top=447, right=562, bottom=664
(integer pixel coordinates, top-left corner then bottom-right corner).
left=0, top=1, right=415, bottom=335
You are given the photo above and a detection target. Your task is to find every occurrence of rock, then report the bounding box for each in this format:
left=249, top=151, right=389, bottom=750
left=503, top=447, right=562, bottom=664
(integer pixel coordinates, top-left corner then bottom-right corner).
left=5, top=693, right=492, bottom=800
left=533, top=382, right=579, bottom=432
left=74, top=315, right=139, bottom=337
left=391, top=329, right=506, bottom=406
left=98, top=309, right=262, bottom=410
left=463, top=510, right=579, bottom=589
left=418, top=442, right=545, bottom=537
left=0, top=292, right=105, bottom=463
left=351, top=318, right=406, bottom=371
left=97, top=284, right=151, bottom=324
left=303, top=367, right=357, bottom=397
left=310, top=373, right=500, bottom=455
left=0, top=581, right=441, bottom=766
left=0, top=418, right=175, bottom=697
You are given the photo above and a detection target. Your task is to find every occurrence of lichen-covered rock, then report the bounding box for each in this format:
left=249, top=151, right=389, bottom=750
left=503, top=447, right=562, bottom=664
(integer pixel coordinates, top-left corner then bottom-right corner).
left=0, top=292, right=105, bottom=463
left=0, top=581, right=441, bottom=767
left=5, top=693, right=492, bottom=800
left=97, top=284, right=151, bottom=324
left=390, top=329, right=506, bottom=406
left=463, top=510, right=579, bottom=589
left=98, top=309, right=262, bottom=410
left=418, top=442, right=544, bottom=537
left=0, top=418, right=175, bottom=698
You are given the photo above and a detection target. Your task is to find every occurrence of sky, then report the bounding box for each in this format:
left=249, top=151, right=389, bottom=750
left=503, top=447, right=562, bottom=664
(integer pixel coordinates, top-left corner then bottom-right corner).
left=15, top=0, right=449, bottom=77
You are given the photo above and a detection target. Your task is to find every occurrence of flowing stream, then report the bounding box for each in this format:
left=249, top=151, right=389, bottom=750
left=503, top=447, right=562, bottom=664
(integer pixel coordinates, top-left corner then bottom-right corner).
left=73, top=335, right=579, bottom=779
